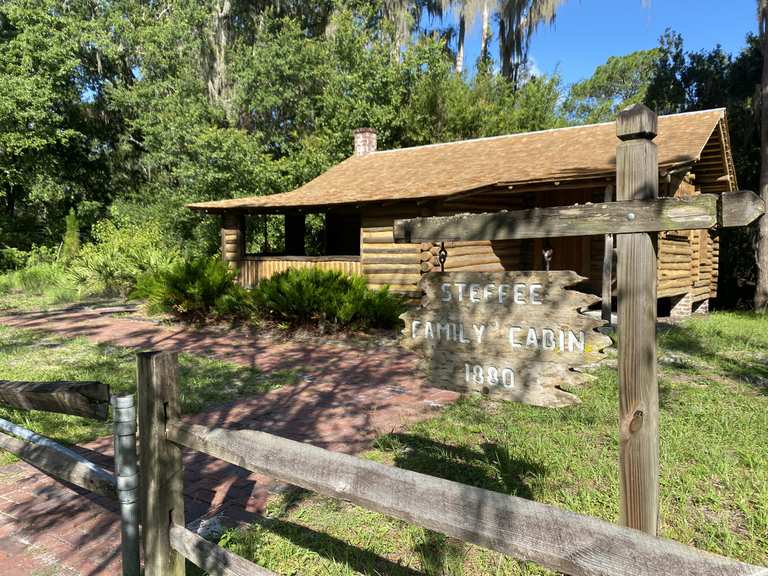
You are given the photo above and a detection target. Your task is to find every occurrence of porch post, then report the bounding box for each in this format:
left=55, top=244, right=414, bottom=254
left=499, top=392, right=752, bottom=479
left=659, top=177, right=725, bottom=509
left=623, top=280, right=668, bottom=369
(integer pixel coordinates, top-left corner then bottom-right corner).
left=221, top=212, right=245, bottom=270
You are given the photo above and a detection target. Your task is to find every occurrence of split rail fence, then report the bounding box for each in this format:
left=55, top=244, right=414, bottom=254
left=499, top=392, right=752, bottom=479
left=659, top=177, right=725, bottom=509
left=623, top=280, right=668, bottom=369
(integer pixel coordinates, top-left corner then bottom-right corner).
left=0, top=379, right=140, bottom=576
left=140, top=350, right=767, bottom=576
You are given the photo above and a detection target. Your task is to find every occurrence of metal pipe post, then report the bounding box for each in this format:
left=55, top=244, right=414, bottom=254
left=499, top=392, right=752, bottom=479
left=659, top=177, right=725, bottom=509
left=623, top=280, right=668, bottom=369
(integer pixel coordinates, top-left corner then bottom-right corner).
left=112, top=394, right=140, bottom=576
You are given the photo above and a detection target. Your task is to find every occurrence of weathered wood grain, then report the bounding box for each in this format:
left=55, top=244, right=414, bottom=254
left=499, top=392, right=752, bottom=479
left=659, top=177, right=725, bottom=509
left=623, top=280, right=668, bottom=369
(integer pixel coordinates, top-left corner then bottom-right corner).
left=166, top=420, right=767, bottom=576
left=0, top=430, right=116, bottom=498
left=416, top=353, right=599, bottom=407
left=0, top=380, right=109, bottom=420
left=221, top=213, right=245, bottom=269
left=438, top=253, right=515, bottom=269
left=170, top=524, right=277, bottom=576
left=616, top=104, right=660, bottom=536
left=402, top=313, right=609, bottom=359
left=616, top=103, right=658, bottom=140
left=400, top=271, right=611, bottom=407
left=720, top=190, right=764, bottom=227
left=138, top=351, right=185, bottom=576
left=393, top=192, right=764, bottom=244
left=602, top=184, right=614, bottom=322
left=394, top=196, right=718, bottom=243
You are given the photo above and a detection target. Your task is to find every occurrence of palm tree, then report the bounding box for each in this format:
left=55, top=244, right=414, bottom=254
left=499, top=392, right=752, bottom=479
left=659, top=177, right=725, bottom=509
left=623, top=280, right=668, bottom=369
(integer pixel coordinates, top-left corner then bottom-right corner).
left=381, top=0, right=419, bottom=53
left=379, top=0, right=557, bottom=79
left=755, top=0, right=768, bottom=310
left=480, top=0, right=494, bottom=61
left=452, top=0, right=499, bottom=73
left=498, top=0, right=566, bottom=85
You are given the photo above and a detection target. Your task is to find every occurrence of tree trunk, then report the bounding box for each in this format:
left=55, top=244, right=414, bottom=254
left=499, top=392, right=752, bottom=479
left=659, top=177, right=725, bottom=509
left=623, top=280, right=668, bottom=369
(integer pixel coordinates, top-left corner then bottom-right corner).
left=455, top=15, right=466, bottom=73
left=755, top=12, right=768, bottom=311
left=499, top=18, right=510, bottom=79
left=480, top=0, right=490, bottom=61
left=206, top=0, right=233, bottom=124
left=5, top=186, right=15, bottom=217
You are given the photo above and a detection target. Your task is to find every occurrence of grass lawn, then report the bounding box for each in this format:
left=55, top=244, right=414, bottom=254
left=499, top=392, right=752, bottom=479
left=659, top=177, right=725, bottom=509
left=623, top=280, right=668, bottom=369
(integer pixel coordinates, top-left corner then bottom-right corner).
left=214, top=312, right=768, bottom=575
left=0, top=323, right=299, bottom=464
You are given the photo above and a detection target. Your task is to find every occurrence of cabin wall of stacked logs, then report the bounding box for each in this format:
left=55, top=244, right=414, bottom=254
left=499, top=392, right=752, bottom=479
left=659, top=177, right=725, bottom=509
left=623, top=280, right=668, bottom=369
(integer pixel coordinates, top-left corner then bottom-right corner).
left=361, top=171, right=718, bottom=310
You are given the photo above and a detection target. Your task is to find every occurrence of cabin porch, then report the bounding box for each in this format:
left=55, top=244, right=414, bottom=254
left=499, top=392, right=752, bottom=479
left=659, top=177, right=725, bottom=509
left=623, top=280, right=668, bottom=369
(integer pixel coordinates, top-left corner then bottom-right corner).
left=219, top=210, right=364, bottom=289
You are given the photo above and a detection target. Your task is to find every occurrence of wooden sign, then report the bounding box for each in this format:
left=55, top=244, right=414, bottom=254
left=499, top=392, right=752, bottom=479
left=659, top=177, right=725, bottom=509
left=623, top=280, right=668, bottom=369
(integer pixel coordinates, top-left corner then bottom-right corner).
left=400, top=271, right=612, bottom=407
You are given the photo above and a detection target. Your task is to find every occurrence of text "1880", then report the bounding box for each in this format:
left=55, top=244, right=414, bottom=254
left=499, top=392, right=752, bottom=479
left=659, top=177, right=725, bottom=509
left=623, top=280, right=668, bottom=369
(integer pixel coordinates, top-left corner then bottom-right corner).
left=464, top=364, right=515, bottom=388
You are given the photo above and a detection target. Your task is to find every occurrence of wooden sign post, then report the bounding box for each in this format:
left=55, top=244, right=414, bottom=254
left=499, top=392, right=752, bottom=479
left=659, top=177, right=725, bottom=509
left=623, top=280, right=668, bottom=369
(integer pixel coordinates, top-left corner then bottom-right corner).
left=615, top=104, right=660, bottom=535
left=401, top=271, right=612, bottom=407
left=394, top=104, right=766, bottom=538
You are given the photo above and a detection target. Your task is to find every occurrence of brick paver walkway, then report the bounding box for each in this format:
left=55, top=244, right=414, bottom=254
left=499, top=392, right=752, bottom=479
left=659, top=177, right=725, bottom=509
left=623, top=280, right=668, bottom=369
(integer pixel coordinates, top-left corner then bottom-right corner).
left=0, top=305, right=458, bottom=575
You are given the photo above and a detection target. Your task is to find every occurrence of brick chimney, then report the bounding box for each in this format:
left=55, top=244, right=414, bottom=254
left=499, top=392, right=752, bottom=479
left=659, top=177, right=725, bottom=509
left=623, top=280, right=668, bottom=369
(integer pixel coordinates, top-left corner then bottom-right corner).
left=353, top=128, right=377, bottom=156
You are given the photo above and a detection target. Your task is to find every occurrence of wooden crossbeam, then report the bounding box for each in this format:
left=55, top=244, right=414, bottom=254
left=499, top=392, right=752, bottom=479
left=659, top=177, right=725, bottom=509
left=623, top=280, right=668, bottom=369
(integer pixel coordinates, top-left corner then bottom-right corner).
left=393, top=191, right=764, bottom=243
left=0, top=380, right=110, bottom=420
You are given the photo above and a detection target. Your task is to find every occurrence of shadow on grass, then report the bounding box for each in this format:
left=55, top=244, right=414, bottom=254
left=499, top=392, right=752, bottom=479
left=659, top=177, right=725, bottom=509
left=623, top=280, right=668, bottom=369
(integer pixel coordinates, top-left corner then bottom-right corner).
left=184, top=510, right=425, bottom=576
left=413, top=531, right=467, bottom=576
left=0, top=324, right=299, bottom=417
left=375, top=433, right=546, bottom=499
left=250, top=516, right=424, bottom=576
left=658, top=316, right=768, bottom=397
left=196, top=441, right=545, bottom=576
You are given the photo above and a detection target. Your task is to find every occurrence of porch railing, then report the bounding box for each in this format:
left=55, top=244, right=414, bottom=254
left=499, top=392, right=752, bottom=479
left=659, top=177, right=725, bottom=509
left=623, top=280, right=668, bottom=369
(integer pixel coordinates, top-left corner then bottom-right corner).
left=238, top=255, right=361, bottom=287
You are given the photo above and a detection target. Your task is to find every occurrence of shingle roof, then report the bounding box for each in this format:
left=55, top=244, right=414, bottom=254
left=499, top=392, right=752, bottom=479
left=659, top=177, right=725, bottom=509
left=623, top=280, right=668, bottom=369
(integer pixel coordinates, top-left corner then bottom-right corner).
left=188, top=109, right=727, bottom=212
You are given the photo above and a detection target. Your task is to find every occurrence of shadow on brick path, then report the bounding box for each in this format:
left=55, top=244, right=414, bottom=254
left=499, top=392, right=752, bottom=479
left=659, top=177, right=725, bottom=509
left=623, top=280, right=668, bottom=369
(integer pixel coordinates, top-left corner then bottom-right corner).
left=0, top=305, right=458, bottom=574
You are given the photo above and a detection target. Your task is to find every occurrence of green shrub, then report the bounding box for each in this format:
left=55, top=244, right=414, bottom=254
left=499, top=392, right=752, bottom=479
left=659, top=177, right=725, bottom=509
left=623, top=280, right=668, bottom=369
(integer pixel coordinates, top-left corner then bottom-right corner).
left=252, top=268, right=405, bottom=330
left=0, top=247, right=28, bottom=272
left=62, top=209, right=80, bottom=261
left=68, top=219, right=179, bottom=296
left=132, top=256, right=251, bottom=321
left=0, top=245, right=81, bottom=304
left=0, top=261, right=76, bottom=299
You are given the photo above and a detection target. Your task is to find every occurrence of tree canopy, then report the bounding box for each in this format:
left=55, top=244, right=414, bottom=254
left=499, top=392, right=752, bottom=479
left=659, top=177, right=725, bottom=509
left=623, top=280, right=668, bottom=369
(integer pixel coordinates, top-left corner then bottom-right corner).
left=0, top=0, right=761, bottom=293
left=563, top=48, right=660, bottom=124
left=0, top=0, right=567, bottom=255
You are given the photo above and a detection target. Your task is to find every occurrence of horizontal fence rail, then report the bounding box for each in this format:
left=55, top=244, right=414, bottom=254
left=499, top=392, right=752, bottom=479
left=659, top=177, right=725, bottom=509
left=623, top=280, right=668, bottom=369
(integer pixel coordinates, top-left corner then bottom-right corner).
left=170, top=523, right=278, bottom=576
left=0, top=380, right=110, bottom=420
left=0, top=420, right=116, bottom=499
left=166, top=419, right=768, bottom=576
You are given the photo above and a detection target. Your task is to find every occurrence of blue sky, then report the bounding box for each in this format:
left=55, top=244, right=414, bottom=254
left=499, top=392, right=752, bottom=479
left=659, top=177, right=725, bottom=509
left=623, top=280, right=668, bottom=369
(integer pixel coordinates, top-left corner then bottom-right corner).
left=448, top=0, right=757, bottom=86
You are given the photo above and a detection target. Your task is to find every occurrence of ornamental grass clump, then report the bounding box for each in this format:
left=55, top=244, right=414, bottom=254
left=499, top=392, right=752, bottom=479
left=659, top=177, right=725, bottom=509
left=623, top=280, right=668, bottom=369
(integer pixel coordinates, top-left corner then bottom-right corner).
left=132, top=256, right=251, bottom=321
left=0, top=246, right=78, bottom=303
left=67, top=219, right=178, bottom=297
left=251, top=268, right=405, bottom=330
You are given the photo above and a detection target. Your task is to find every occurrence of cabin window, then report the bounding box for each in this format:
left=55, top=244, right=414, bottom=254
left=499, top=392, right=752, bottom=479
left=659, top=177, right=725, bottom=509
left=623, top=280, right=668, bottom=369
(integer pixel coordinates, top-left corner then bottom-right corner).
left=243, top=212, right=360, bottom=257
left=325, top=212, right=361, bottom=256
left=245, top=214, right=285, bottom=255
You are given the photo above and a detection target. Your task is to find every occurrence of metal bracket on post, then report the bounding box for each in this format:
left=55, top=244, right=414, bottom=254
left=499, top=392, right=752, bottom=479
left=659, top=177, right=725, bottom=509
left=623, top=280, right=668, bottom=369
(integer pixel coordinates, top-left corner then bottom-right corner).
left=543, top=248, right=553, bottom=272
left=438, top=242, right=448, bottom=272
left=112, top=394, right=140, bottom=576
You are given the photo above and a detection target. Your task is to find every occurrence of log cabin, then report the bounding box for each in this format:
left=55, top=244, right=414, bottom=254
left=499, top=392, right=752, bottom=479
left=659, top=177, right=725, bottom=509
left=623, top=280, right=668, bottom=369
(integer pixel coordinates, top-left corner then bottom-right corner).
left=188, top=108, right=736, bottom=319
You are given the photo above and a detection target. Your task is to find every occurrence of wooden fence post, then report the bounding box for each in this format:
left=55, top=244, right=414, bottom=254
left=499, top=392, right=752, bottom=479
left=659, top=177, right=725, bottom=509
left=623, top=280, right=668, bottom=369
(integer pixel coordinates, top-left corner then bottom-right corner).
left=616, top=104, right=660, bottom=535
left=138, top=351, right=185, bottom=576
left=602, top=184, right=614, bottom=323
